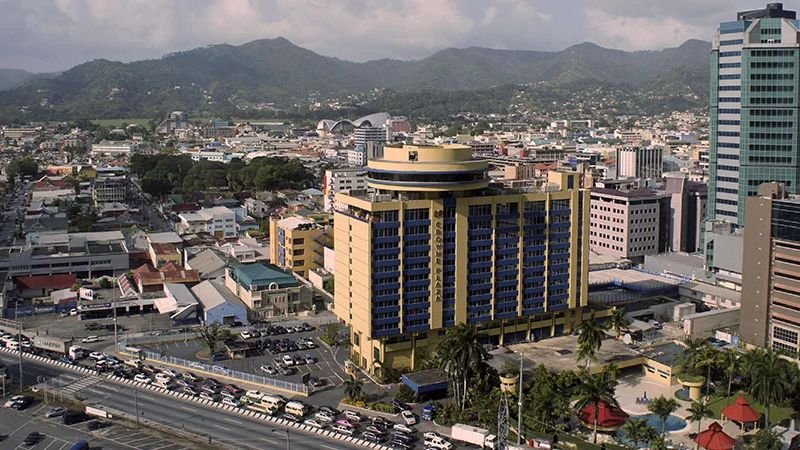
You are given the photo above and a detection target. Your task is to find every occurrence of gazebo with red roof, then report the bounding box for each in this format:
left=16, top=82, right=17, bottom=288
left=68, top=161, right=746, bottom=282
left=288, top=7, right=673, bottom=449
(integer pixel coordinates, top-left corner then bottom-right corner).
left=578, top=400, right=629, bottom=432
left=722, top=396, right=761, bottom=430
left=694, top=422, right=736, bottom=450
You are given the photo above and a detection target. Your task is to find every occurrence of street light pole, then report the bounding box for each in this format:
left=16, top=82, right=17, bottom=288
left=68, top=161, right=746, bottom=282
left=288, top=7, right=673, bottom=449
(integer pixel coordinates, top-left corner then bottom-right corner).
left=134, top=385, right=140, bottom=427
left=16, top=309, right=23, bottom=393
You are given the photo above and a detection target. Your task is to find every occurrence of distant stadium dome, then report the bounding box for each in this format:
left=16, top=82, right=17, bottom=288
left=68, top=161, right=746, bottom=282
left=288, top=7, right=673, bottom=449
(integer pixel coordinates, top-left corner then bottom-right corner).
left=316, top=112, right=390, bottom=134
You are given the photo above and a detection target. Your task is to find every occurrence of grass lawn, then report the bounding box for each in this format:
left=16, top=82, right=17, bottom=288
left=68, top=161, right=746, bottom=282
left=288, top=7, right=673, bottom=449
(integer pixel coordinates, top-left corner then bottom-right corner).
left=706, top=391, right=796, bottom=424
left=91, top=118, right=151, bottom=128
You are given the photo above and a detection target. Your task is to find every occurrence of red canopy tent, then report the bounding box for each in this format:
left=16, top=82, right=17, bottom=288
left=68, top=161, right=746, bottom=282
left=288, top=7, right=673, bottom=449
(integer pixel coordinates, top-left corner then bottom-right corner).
left=694, top=422, right=736, bottom=450
left=579, top=400, right=629, bottom=431
left=722, top=396, right=761, bottom=429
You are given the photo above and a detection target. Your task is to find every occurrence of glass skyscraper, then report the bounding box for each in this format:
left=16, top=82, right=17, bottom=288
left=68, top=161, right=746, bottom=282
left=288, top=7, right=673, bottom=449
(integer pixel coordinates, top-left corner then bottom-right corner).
left=708, top=3, right=800, bottom=225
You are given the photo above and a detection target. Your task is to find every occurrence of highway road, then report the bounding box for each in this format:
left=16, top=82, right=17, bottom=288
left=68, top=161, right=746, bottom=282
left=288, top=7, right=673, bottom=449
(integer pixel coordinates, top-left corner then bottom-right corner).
left=0, top=353, right=366, bottom=450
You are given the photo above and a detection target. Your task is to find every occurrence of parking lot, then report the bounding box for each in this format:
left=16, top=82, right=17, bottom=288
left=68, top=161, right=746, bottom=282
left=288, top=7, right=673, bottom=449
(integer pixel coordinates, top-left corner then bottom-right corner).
left=141, top=320, right=348, bottom=389
left=0, top=400, right=193, bottom=450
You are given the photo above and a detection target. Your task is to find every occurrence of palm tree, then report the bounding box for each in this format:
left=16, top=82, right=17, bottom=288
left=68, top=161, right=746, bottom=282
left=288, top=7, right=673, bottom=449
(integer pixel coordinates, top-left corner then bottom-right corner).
left=343, top=375, right=364, bottom=402
left=678, top=338, right=709, bottom=376
left=749, top=428, right=783, bottom=450
left=687, top=399, right=714, bottom=448
left=648, top=395, right=679, bottom=437
left=436, top=324, right=489, bottom=411
left=609, top=307, right=631, bottom=339
left=576, top=319, right=607, bottom=369
left=575, top=372, right=619, bottom=443
left=748, top=348, right=792, bottom=426
left=621, top=418, right=655, bottom=449
left=720, top=350, right=741, bottom=399
left=697, top=345, right=722, bottom=397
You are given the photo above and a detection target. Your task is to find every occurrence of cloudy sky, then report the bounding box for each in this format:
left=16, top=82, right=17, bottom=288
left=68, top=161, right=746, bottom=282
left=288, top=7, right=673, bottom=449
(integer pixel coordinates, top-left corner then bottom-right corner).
left=0, top=0, right=772, bottom=72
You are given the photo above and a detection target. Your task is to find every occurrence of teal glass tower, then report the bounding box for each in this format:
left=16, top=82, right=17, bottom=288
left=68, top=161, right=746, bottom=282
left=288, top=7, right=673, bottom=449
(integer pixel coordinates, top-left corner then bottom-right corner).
left=708, top=3, right=800, bottom=225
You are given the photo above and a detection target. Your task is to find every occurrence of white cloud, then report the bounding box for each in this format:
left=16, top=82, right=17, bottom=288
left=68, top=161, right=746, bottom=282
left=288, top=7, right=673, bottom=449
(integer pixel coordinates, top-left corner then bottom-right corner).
left=0, top=0, right=758, bottom=71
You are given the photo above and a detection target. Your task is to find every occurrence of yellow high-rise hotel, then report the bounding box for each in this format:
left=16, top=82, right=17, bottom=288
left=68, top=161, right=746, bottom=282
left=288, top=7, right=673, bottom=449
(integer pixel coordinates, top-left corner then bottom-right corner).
left=334, top=144, right=590, bottom=376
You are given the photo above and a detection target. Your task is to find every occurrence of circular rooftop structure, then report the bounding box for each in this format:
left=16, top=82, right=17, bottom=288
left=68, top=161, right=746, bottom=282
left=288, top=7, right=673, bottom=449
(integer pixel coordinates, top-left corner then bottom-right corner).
left=366, top=144, right=489, bottom=192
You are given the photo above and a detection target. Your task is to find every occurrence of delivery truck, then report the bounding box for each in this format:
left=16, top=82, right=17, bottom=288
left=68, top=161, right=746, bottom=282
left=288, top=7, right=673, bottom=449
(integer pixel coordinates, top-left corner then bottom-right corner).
left=451, top=423, right=497, bottom=449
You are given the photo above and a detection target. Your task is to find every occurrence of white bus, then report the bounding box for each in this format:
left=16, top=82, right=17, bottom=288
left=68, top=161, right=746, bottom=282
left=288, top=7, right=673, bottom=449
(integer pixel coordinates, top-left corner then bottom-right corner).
left=284, top=401, right=309, bottom=418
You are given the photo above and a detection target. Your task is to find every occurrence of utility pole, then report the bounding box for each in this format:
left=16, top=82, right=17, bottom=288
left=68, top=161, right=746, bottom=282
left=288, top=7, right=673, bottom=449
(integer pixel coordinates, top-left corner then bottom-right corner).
left=134, top=385, right=140, bottom=426
left=517, top=352, right=524, bottom=445
left=16, top=309, right=22, bottom=393
left=113, top=285, right=118, bottom=352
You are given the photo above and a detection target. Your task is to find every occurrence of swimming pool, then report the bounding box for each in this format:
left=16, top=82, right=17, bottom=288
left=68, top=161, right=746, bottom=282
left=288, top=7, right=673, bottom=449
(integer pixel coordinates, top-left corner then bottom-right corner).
left=615, top=414, right=688, bottom=448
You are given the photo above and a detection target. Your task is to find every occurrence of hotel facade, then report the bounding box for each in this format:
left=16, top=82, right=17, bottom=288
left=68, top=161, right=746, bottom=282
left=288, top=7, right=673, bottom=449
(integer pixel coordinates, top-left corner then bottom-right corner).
left=333, top=144, right=591, bottom=375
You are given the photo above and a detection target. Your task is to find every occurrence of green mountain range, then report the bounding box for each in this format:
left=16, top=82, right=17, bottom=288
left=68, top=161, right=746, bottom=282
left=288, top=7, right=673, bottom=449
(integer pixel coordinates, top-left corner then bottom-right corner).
left=0, top=37, right=711, bottom=121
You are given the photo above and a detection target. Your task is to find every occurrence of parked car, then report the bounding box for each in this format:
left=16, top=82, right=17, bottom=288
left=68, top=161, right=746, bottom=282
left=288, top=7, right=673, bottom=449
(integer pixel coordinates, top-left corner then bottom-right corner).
left=183, top=372, right=201, bottom=382
left=81, top=336, right=101, bottom=343
left=393, top=423, right=414, bottom=434
left=22, top=432, right=43, bottom=447
left=45, top=407, right=67, bottom=418
left=260, top=365, right=277, bottom=375
left=314, top=412, right=334, bottom=423
left=303, top=419, right=325, bottom=429
left=221, top=397, right=241, bottom=408
left=134, top=374, right=151, bottom=384
left=304, top=355, right=317, bottom=364
left=401, top=410, right=417, bottom=425
left=392, top=399, right=410, bottom=412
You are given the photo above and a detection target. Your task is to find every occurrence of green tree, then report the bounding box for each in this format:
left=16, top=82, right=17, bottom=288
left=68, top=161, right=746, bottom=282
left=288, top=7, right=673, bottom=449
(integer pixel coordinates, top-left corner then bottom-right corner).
left=344, top=375, right=364, bottom=402
left=678, top=338, right=710, bottom=377
left=576, top=319, right=607, bottom=369
left=196, top=321, right=228, bottom=356
left=394, top=384, right=416, bottom=403
left=697, top=345, right=723, bottom=397
left=749, top=428, right=783, bottom=450
left=621, top=418, right=657, bottom=449
left=648, top=396, right=679, bottom=437
left=6, top=157, right=38, bottom=179
left=686, top=399, right=714, bottom=444
left=609, top=307, right=630, bottom=339
left=720, top=350, right=741, bottom=399
left=436, top=324, right=489, bottom=411
left=748, top=348, right=793, bottom=426
left=575, top=372, right=619, bottom=444
left=323, top=277, right=335, bottom=294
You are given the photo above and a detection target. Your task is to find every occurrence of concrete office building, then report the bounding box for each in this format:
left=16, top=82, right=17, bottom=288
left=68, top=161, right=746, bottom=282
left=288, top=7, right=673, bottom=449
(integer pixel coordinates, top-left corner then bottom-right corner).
left=92, top=176, right=128, bottom=204
left=323, top=168, right=368, bottom=212
left=741, top=182, right=800, bottom=357
left=664, top=173, right=708, bottom=253
left=176, top=206, right=237, bottom=239
left=708, top=3, right=800, bottom=225
left=0, top=232, right=129, bottom=277
left=616, top=146, right=664, bottom=180
left=225, top=263, right=312, bottom=319
left=91, top=141, right=136, bottom=156
left=269, top=216, right=329, bottom=278
left=589, top=188, right=671, bottom=262
left=333, top=144, right=591, bottom=375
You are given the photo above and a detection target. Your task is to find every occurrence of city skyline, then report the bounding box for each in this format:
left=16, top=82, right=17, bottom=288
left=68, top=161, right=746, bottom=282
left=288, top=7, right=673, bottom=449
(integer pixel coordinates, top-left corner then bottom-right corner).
left=0, top=0, right=777, bottom=72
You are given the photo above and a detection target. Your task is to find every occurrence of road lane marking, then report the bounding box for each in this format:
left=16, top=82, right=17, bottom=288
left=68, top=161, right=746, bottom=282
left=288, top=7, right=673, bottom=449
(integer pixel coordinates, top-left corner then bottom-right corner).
left=260, top=438, right=278, bottom=445
left=210, top=424, right=230, bottom=431
left=222, top=417, right=242, bottom=424
left=179, top=405, right=194, bottom=411
left=321, top=445, right=340, bottom=450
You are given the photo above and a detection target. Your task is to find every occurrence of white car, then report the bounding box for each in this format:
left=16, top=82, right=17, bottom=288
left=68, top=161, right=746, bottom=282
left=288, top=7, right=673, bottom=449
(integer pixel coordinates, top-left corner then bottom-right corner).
left=425, top=436, right=454, bottom=450
left=88, top=352, right=105, bottom=361
left=161, top=368, right=179, bottom=378
left=401, top=409, right=417, bottom=425
left=134, top=374, right=151, bottom=384
left=343, top=410, right=362, bottom=422
left=81, top=336, right=100, bottom=343
left=260, top=365, right=277, bottom=375
left=246, top=390, right=263, bottom=401
left=424, top=431, right=443, bottom=441
left=155, top=373, right=172, bottom=384
left=240, top=330, right=253, bottom=340
left=393, top=423, right=414, bottom=434
left=221, top=397, right=241, bottom=408
left=303, top=419, right=325, bottom=429
left=212, top=365, right=229, bottom=375
left=282, top=355, right=295, bottom=366
left=3, top=395, right=25, bottom=408
left=314, top=412, right=334, bottom=423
